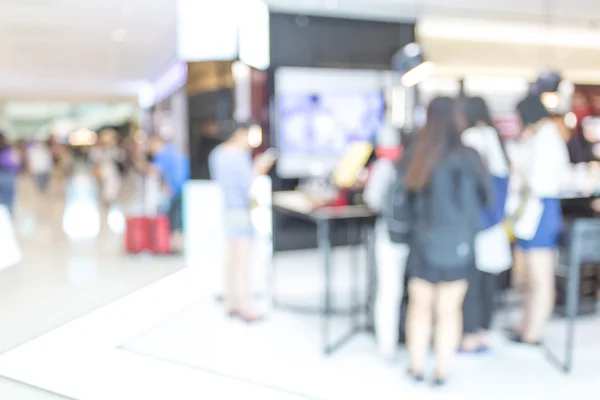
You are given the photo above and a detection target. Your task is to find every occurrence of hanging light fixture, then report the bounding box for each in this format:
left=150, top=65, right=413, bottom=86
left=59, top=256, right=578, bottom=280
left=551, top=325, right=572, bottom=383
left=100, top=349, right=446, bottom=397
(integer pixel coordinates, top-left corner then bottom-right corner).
left=392, top=43, right=434, bottom=87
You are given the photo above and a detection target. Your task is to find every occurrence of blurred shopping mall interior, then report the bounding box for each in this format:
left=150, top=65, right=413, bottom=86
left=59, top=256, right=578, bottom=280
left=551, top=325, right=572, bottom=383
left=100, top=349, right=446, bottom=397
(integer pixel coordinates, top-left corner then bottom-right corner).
left=0, top=0, right=600, bottom=399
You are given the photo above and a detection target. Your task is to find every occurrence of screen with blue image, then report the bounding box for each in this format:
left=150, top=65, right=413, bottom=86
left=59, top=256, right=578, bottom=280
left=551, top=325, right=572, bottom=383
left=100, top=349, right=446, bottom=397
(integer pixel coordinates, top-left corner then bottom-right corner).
left=278, top=92, right=384, bottom=156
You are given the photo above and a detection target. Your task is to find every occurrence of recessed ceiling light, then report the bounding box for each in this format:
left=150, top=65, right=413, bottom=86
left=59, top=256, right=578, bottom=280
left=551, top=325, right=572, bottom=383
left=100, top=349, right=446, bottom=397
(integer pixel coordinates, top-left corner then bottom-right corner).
left=111, top=28, right=127, bottom=42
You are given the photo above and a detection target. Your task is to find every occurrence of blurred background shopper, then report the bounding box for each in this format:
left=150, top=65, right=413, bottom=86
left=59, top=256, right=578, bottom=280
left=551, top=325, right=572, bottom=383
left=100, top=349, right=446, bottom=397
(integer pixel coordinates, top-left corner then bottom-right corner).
left=509, top=96, right=570, bottom=345
left=209, top=122, right=274, bottom=323
left=0, top=131, right=21, bottom=215
left=27, top=139, right=53, bottom=193
left=91, top=129, right=123, bottom=205
left=397, top=97, right=491, bottom=385
left=147, top=136, right=190, bottom=253
left=459, top=97, right=511, bottom=352
left=364, top=113, right=408, bottom=361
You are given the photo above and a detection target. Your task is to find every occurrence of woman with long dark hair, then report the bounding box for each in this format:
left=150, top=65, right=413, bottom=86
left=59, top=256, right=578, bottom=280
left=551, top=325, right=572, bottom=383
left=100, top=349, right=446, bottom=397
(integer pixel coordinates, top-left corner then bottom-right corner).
left=459, top=97, right=511, bottom=352
left=0, top=131, right=21, bottom=214
left=403, top=97, right=491, bottom=385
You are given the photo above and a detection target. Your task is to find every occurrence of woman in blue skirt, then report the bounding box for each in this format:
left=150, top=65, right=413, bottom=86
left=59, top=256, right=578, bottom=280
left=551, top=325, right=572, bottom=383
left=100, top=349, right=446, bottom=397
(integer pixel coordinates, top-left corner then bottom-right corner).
left=511, top=95, right=570, bottom=345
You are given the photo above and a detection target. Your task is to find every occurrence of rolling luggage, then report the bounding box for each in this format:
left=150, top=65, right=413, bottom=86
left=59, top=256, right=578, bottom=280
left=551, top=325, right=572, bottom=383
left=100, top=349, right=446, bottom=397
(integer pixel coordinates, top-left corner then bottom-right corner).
left=124, top=177, right=171, bottom=255
left=150, top=215, right=171, bottom=254
left=125, top=216, right=151, bottom=254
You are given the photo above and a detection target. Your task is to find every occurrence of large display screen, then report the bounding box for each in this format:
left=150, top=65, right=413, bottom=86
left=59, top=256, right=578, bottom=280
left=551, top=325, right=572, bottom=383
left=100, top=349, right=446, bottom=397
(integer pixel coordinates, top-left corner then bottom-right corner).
left=278, top=92, right=384, bottom=157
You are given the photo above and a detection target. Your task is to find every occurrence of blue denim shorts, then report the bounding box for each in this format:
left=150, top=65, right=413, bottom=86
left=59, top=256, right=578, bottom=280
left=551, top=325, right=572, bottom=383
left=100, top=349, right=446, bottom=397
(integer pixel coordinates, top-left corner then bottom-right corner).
left=224, top=209, right=254, bottom=239
left=517, top=198, right=562, bottom=250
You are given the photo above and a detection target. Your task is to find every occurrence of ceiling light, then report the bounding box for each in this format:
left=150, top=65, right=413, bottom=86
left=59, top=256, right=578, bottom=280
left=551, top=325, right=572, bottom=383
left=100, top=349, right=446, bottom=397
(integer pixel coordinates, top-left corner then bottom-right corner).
left=392, top=43, right=434, bottom=88
left=112, top=28, right=127, bottom=42
left=541, top=92, right=560, bottom=110
left=401, top=61, right=434, bottom=87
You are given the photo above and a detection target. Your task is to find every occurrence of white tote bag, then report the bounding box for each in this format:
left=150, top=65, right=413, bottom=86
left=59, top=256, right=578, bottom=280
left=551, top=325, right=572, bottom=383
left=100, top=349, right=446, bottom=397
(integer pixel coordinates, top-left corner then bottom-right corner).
left=475, top=223, right=512, bottom=274
left=0, top=205, right=22, bottom=271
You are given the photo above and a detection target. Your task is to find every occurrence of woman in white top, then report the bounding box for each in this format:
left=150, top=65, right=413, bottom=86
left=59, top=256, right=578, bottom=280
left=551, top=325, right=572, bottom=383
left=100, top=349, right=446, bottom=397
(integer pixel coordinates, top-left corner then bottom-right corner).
left=460, top=97, right=511, bottom=352
left=363, top=119, right=409, bottom=360
left=90, top=129, right=123, bottom=205
left=27, top=140, right=53, bottom=192
left=510, top=95, right=571, bottom=345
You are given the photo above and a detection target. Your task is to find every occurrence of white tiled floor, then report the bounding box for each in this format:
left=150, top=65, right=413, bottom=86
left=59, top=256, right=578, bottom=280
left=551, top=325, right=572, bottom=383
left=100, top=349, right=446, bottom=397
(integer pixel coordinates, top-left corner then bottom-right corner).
left=0, top=173, right=184, bottom=398
left=2, top=172, right=599, bottom=399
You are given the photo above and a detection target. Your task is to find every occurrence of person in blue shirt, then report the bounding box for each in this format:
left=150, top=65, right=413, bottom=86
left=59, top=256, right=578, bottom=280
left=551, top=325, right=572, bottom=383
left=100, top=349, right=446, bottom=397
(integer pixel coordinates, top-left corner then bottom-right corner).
left=148, top=136, right=190, bottom=252
left=208, top=121, right=274, bottom=323
left=0, top=131, right=22, bottom=215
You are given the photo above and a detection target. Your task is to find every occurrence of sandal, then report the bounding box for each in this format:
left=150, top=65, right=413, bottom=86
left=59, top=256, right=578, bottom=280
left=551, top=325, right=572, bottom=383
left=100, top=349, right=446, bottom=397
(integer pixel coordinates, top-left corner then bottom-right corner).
left=508, top=332, right=542, bottom=347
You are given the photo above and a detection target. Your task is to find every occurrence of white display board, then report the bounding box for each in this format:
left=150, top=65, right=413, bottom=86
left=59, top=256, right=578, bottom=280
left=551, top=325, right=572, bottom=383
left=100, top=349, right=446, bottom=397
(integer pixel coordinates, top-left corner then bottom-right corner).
left=176, top=0, right=238, bottom=62
left=176, top=0, right=269, bottom=69
left=238, top=0, right=270, bottom=70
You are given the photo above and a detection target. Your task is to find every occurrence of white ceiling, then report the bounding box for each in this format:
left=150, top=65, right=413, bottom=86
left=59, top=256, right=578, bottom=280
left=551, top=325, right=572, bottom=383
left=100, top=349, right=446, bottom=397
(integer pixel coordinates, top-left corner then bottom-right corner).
left=266, top=0, right=600, bottom=24
left=0, top=0, right=175, bottom=100
left=1, top=0, right=600, bottom=101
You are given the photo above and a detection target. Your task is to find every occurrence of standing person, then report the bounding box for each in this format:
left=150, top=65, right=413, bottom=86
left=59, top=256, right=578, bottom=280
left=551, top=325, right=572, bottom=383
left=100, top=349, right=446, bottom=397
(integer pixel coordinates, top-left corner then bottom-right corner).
left=208, top=122, right=274, bottom=323
left=0, top=131, right=21, bottom=215
left=459, top=97, right=511, bottom=352
left=364, top=112, right=408, bottom=360
left=28, top=140, right=53, bottom=193
left=395, top=97, right=491, bottom=385
left=90, top=129, right=123, bottom=205
left=509, top=95, right=570, bottom=345
left=147, top=136, right=190, bottom=253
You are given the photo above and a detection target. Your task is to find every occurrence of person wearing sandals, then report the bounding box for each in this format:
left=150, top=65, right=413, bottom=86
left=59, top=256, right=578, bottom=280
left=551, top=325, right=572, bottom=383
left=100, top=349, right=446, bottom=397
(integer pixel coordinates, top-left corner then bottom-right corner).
left=400, top=97, right=492, bottom=386
left=459, top=97, right=510, bottom=353
left=509, top=95, right=570, bottom=346
left=208, top=121, right=275, bottom=323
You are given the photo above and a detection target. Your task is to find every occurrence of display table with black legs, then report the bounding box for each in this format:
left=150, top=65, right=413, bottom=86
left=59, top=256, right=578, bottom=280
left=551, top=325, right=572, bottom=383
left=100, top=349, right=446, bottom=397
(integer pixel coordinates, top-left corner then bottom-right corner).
left=272, top=191, right=377, bottom=356
left=549, top=218, right=600, bottom=373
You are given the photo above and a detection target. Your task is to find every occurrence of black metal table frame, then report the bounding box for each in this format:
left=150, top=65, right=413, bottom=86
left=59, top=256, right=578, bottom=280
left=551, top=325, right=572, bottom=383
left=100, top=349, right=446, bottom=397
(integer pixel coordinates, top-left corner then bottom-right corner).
left=272, top=206, right=377, bottom=356
left=546, top=218, right=600, bottom=374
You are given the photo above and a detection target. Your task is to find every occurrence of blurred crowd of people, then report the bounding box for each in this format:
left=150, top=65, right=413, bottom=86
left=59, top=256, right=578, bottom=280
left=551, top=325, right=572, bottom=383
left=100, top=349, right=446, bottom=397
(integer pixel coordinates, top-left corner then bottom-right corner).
left=0, top=128, right=189, bottom=250
left=364, top=93, right=600, bottom=386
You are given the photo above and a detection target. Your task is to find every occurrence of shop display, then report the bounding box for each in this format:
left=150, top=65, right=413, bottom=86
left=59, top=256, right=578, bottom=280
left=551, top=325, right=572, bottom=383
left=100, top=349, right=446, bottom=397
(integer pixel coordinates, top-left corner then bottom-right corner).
left=278, top=92, right=384, bottom=157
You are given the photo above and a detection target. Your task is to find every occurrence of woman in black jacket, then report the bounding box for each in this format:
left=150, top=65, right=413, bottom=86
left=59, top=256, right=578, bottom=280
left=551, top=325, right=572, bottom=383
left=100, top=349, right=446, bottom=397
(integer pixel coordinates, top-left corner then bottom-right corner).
left=402, top=97, right=492, bottom=385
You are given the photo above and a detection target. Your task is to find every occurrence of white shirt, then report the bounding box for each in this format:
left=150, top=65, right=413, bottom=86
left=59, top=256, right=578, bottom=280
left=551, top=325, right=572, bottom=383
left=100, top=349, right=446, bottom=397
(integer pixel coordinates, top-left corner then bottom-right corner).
left=524, top=121, right=570, bottom=198
left=28, top=143, right=53, bottom=174
left=461, top=126, right=509, bottom=178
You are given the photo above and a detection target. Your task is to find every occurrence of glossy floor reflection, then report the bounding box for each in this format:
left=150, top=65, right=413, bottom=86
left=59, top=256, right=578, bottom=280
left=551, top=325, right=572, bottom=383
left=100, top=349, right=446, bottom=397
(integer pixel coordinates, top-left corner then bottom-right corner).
left=0, top=173, right=184, bottom=398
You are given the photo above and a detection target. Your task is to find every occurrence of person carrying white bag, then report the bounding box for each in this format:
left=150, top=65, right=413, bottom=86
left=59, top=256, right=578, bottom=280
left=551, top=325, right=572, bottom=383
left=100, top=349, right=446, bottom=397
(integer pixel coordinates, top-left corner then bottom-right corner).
left=459, top=97, right=511, bottom=353
left=0, top=204, right=22, bottom=271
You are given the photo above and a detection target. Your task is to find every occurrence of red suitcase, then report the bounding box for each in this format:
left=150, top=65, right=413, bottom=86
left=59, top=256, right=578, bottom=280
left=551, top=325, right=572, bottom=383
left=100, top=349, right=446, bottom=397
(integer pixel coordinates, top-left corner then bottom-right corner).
left=150, top=216, right=171, bottom=254
left=125, top=216, right=151, bottom=254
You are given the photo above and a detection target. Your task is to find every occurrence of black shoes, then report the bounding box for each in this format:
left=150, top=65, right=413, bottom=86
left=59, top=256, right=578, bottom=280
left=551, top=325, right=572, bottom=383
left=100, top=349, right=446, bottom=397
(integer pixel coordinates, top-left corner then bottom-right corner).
left=406, top=369, right=424, bottom=383
left=432, top=377, right=447, bottom=387
left=508, top=332, right=543, bottom=347
left=407, top=369, right=447, bottom=387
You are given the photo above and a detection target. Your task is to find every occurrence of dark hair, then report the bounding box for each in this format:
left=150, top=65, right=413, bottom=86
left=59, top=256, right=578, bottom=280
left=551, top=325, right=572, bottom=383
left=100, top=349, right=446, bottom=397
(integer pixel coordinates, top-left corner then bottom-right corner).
left=0, top=130, right=8, bottom=152
left=463, top=96, right=510, bottom=165
left=464, top=96, right=494, bottom=129
left=517, top=95, right=549, bottom=127
left=221, top=120, right=255, bottom=141
left=405, top=97, right=463, bottom=191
